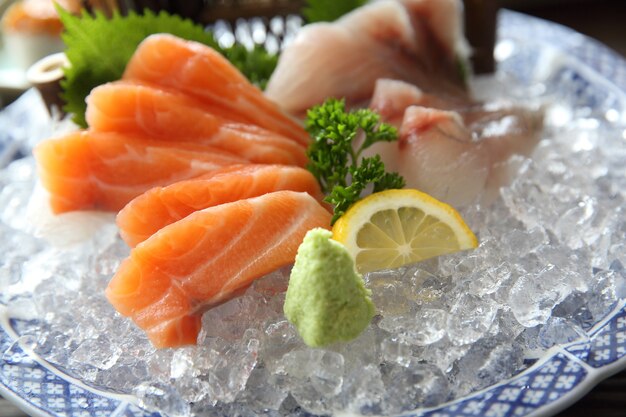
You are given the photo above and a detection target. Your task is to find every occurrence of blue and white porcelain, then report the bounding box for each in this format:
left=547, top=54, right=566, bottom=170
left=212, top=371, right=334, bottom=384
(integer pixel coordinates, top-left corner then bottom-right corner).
left=1, top=10, right=626, bottom=417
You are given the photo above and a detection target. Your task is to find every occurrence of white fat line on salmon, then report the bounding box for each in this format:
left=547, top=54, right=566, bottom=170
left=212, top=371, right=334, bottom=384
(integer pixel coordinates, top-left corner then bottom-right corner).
left=131, top=278, right=189, bottom=321
left=180, top=199, right=261, bottom=291
left=86, top=155, right=229, bottom=189
left=92, top=178, right=164, bottom=202
left=143, top=285, right=192, bottom=331
left=214, top=196, right=313, bottom=300
left=189, top=159, right=232, bottom=172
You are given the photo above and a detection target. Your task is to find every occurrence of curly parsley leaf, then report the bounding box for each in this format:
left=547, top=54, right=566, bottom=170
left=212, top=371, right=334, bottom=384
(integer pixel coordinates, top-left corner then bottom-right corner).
left=302, top=0, right=367, bottom=23
left=306, top=99, right=405, bottom=224
left=58, top=7, right=277, bottom=127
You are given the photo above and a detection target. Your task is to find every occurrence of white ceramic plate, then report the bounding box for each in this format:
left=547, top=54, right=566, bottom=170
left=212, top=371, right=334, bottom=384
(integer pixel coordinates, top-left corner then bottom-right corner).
left=1, top=10, right=626, bottom=417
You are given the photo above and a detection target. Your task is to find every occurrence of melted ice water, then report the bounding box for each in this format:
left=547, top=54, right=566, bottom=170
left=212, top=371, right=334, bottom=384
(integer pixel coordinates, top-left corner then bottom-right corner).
left=1, top=53, right=626, bottom=416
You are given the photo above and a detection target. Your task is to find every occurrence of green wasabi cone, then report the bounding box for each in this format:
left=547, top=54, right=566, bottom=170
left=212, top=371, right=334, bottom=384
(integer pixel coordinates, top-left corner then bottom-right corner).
left=284, top=228, right=375, bottom=347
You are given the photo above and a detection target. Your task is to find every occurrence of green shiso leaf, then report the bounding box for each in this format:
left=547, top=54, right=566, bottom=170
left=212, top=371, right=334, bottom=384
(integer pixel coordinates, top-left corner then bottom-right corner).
left=302, top=0, right=367, bottom=23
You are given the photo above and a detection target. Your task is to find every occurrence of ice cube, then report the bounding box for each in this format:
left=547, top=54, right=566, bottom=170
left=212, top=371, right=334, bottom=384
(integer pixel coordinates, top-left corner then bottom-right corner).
left=468, top=262, right=512, bottom=297
left=381, top=337, right=412, bottom=367
left=335, top=364, right=385, bottom=415
left=0, top=225, right=44, bottom=292
left=177, top=375, right=212, bottom=403
left=554, top=196, right=597, bottom=249
left=5, top=296, right=38, bottom=321
left=609, top=260, right=626, bottom=299
left=201, top=294, right=275, bottom=341
left=237, top=365, right=288, bottom=412
left=206, top=329, right=260, bottom=403
left=70, top=335, right=121, bottom=370
left=417, top=337, right=471, bottom=374
left=279, top=349, right=344, bottom=394
left=365, top=268, right=412, bottom=316
left=378, top=308, right=447, bottom=346
left=447, top=294, right=498, bottom=345
left=278, top=349, right=344, bottom=414
left=451, top=335, right=523, bottom=395
left=509, top=261, right=586, bottom=327
left=552, top=291, right=594, bottom=330
left=134, top=382, right=190, bottom=417
left=382, top=362, right=449, bottom=412
left=501, top=226, right=549, bottom=257
left=538, top=317, right=589, bottom=348
left=0, top=177, right=36, bottom=231
left=586, top=269, right=622, bottom=321
left=171, top=348, right=196, bottom=379
left=95, top=360, right=149, bottom=393
left=261, top=319, right=303, bottom=369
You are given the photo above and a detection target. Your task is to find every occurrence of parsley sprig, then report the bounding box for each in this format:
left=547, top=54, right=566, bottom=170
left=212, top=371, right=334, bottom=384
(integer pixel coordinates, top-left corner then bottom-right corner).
left=306, top=99, right=405, bottom=224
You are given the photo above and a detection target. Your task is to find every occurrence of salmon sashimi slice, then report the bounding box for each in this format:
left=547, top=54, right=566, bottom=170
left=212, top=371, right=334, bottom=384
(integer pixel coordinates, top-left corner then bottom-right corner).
left=34, top=130, right=248, bottom=213
left=122, top=34, right=309, bottom=146
left=106, top=190, right=332, bottom=348
left=117, top=164, right=325, bottom=247
left=86, top=82, right=308, bottom=167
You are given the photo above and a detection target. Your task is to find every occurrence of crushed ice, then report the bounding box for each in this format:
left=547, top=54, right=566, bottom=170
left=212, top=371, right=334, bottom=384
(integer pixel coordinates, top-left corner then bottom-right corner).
left=1, top=47, right=626, bottom=417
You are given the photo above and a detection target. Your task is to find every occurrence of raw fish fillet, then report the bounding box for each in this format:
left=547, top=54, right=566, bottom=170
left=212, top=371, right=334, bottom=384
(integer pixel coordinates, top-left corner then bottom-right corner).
left=117, top=164, right=325, bottom=247
left=363, top=78, right=472, bottom=171
left=34, top=131, right=248, bottom=213
left=106, top=191, right=332, bottom=348
left=370, top=78, right=470, bottom=126
left=123, top=34, right=309, bottom=146
left=397, top=106, right=543, bottom=206
left=363, top=78, right=544, bottom=206
left=397, top=0, right=468, bottom=60
left=86, top=82, right=308, bottom=167
left=265, top=0, right=469, bottom=115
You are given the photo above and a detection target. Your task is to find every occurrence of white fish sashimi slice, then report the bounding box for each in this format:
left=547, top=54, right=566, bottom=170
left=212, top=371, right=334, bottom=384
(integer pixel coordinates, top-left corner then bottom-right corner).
left=265, top=0, right=469, bottom=116
left=370, top=79, right=427, bottom=127
left=396, top=105, right=544, bottom=207
left=464, top=106, right=545, bottom=160
left=397, top=0, right=470, bottom=62
left=363, top=78, right=474, bottom=173
left=369, top=79, right=473, bottom=127
left=364, top=79, right=543, bottom=207
left=266, top=24, right=394, bottom=115
left=398, top=106, right=488, bottom=207
left=338, top=0, right=419, bottom=53
left=341, top=0, right=469, bottom=74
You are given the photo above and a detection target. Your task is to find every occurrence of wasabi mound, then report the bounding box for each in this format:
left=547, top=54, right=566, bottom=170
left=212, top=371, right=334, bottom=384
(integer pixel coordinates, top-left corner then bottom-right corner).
left=284, top=228, right=375, bottom=347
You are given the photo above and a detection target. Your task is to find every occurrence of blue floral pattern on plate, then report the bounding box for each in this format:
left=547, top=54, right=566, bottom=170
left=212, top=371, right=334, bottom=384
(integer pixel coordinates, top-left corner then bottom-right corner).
left=417, top=353, right=588, bottom=417
left=565, top=306, right=626, bottom=368
left=1, top=10, right=626, bottom=417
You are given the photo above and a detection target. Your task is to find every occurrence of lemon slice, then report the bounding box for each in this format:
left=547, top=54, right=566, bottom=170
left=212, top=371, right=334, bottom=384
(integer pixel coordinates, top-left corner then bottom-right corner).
left=332, top=189, right=478, bottom=273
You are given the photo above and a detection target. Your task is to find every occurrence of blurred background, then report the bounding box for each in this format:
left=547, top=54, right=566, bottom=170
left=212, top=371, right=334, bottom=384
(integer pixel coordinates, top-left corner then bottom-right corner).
left=0, top=0, right=625, bottom=416
left=503, top=0, right=626, bottom=57
left=1, top=0, right=625, bottom=106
